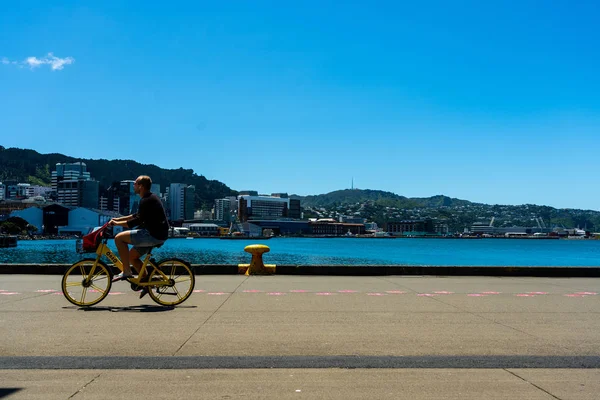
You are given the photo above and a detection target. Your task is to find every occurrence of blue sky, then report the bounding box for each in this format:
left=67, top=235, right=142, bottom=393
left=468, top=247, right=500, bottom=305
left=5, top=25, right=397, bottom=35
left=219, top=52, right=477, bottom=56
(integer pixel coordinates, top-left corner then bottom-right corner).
left=1, top=1, right=599, bottom=210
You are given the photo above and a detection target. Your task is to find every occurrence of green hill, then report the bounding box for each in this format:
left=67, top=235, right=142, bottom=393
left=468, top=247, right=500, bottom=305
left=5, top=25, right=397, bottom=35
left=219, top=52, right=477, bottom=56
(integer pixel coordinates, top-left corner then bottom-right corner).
left=0, top=146, right=236, bottom=209
left=292, top=189, right=600, bottom=231
left=294, top=189, right=473, bottom=209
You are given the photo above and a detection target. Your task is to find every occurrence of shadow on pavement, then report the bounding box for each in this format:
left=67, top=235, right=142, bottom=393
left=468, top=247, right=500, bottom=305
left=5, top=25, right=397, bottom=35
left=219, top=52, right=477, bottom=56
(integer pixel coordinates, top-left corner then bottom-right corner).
left=61, top=304, right=197, bottom=312
left=104, top=305, right=179, bottom=313
left=0, top=388, right=22, bottom=398
left=58, top=305, right=176, bottom=312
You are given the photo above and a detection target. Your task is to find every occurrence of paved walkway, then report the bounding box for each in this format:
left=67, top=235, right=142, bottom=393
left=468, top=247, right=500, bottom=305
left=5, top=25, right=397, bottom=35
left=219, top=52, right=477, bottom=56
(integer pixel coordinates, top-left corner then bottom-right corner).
left=0, top=274, right=599, bottom=399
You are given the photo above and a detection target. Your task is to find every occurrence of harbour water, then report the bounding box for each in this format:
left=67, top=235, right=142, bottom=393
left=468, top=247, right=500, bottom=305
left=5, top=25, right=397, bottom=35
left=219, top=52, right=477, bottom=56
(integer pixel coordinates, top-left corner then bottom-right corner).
left=1, top=237, right=599, bottom=267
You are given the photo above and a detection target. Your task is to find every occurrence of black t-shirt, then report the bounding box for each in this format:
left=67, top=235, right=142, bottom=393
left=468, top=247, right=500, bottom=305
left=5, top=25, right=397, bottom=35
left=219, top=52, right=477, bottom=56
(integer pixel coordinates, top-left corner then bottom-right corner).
left=127, top=192, right=169, bottom=240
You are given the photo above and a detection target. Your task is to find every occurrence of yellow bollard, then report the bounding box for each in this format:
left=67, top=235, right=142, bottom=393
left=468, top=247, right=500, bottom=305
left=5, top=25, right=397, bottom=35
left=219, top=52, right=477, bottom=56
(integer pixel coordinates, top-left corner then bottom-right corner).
left=238, top=244, right=276, bottom=275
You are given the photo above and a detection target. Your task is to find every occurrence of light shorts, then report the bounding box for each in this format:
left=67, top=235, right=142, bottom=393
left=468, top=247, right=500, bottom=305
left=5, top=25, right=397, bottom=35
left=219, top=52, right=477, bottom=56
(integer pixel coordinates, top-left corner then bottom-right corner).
left=129, top=229, right=165, bottom=256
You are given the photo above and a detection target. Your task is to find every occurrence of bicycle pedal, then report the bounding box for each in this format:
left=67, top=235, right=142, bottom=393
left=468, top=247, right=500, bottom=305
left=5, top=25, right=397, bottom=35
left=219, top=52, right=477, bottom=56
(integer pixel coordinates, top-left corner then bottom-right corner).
left=130, top=283, right=142, bottom=292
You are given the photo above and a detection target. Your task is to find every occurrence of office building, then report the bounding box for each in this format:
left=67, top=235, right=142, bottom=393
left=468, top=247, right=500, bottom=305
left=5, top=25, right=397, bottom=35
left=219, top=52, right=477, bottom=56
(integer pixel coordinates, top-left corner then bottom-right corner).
left=168, top=183, right=195, bottom=221
left=100, top=179, right=157, bottom=215
left=185, top=185, right=195, bottom=221
left=120, top=180, right=140, bottom=214
left=51, top=162, right=91, bottom=191
left=26, top=185, right=52, bottom=198
left=238, top=194, right=299, bottom=222
left=52, top=162, right=98, bottom=208
left=215, top=198, right=232, bottom=222
left=5, top=183, right=29, bottom=200
left=385, top=218, right=448, bottom=236
left=288, top=199, right=301, bottom=219
left=56, top=179, right=99, bottom=209
left=99, top=196, right=109, bottom=211
left=310, top=221, right=366, bottom=236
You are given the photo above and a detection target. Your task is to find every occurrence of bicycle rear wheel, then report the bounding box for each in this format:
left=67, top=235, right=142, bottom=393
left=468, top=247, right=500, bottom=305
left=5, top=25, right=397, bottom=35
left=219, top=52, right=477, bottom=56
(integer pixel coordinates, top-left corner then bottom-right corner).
left=147, top=258, right=195, bottom=306
left=62, top=259, right=112, bottom=307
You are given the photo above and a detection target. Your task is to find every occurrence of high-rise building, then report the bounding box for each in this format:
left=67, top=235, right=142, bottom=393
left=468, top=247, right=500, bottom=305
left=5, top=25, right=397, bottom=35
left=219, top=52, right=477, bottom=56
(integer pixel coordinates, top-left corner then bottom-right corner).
left=0, top=182, right=5, bottom=201
left=214, top=198, right=232, bottom=222
left=99, top=196, right=109, bottom=211
left=51, top=162, right=91, bottom=191
left=52, top=162, right=98, bottom=208
left=288, top=199, right=301, bottom=219
left=168, top=183, right=195, bottom=221
left=100, top=180, right=142, bottom=215
left=185, top=185, right=195, bottom=221
left=168, top=183, right=185, bottom=221
left=121, top=181, right=140, bottom=214
left=57, top=179, right=99, bottom=208
left=98, top=184, right=119, bottom=213
left=226, top=196, right=238, bottom=213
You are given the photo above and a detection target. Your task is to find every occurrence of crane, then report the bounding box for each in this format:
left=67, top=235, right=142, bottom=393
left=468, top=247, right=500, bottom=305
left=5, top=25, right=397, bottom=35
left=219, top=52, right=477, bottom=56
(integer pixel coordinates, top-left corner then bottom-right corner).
left=535, top=217, right=547, bottom=230
left=535, top=218, right=542, bottom=229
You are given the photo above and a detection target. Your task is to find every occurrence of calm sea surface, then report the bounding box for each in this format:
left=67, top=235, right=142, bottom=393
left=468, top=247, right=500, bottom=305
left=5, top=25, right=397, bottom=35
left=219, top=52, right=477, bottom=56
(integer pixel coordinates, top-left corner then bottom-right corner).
left=1, top=238, right=600, bottom=266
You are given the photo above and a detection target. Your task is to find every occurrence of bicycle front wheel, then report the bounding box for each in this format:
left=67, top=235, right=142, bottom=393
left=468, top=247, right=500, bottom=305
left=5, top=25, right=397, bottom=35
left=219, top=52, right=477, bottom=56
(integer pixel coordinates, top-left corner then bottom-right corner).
left=148, top=258, right=195, bottom=306
left=62, top=259, right=112, bottom=307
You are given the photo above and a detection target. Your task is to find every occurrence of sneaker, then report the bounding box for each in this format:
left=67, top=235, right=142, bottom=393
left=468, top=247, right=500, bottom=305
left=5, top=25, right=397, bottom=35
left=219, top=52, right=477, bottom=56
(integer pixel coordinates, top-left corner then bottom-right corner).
left=112, top=272, right=133, bottom=282
left=139, top=287, right=149, bottom=299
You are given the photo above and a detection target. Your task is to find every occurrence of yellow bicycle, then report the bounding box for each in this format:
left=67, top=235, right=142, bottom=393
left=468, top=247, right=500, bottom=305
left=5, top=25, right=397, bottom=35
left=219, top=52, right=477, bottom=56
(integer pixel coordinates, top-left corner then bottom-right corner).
left=62, top=225, right=195, bottom=307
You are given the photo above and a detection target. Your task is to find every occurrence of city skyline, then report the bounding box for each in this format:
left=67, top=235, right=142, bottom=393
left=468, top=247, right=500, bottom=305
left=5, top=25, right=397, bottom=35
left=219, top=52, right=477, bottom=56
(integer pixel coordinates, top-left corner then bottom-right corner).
left=2, top=157, right=600, bottom=236
left=3, top=148, right=599, bottom=212
left=1, top=1, right=598, bottom=211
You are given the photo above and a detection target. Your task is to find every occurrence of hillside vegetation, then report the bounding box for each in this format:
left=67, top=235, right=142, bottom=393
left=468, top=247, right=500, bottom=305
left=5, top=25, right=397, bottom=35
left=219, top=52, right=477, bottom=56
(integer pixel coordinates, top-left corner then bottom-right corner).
left=0, top=146, right=236, bottom=209
left=293, top=190, right=600, bottom=232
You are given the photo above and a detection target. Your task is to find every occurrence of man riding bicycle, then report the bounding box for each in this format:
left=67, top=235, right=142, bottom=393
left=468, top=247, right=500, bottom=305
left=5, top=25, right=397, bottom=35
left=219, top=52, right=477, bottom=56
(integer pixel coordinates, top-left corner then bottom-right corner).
left=108, top=175, right=170, bottom=294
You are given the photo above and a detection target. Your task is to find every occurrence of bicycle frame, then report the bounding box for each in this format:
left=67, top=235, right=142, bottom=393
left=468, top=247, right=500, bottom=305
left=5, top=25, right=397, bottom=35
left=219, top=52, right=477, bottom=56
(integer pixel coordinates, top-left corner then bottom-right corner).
left=94, top=240, right=170, bottom=287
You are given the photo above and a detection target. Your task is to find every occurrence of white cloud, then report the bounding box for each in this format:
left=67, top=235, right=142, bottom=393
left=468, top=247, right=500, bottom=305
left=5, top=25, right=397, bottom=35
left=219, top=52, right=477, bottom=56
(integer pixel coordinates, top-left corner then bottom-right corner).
left=25, top=56, right=44, bottom=68
left=2, top=53, right=75, bottom=70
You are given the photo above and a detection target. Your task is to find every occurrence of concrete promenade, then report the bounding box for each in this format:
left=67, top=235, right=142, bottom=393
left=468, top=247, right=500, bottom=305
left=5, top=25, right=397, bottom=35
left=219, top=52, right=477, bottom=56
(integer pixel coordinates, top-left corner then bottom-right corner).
left=0, top=274, right=599, bottom=399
